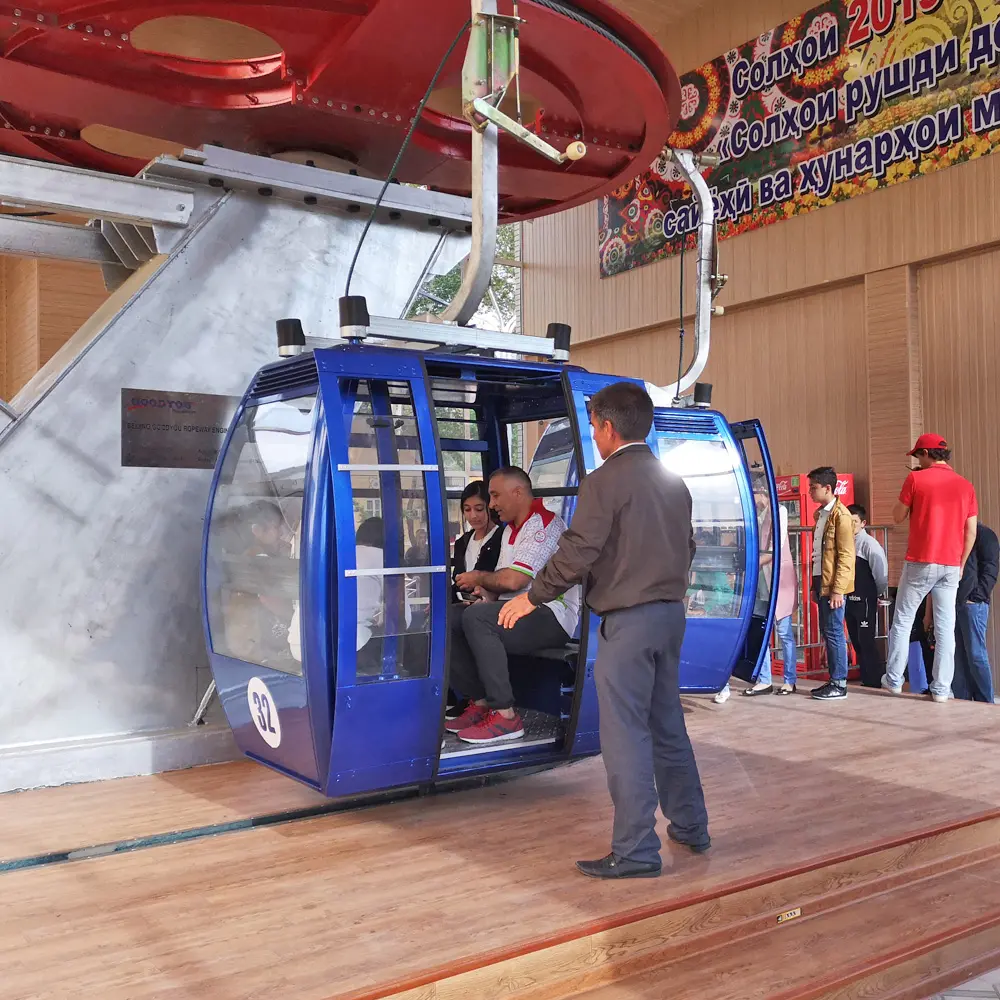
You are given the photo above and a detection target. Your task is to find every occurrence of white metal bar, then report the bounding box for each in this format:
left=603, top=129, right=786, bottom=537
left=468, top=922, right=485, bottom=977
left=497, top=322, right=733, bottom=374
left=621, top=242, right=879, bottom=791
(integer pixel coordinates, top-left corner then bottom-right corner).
left=0, top=153, right=193, bottom=226
left=0, top=215, right=118, bottom=264
left=363, top=315, right=556, bottom=357
left=439, top=122, right=499, bottom=324
left=338, top=463, right=439, bottom=472
left=345, top=566, right=447, bottom=577
left=653, top=149, right=715, bottom=403
left=188, top=679, right=217, bottom=727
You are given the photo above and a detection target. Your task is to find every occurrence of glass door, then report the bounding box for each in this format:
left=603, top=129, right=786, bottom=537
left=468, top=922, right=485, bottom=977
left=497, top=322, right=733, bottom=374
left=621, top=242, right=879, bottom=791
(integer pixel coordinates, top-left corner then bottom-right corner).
left=560, top=370, right=648, bottom=753
left=729, top=419, right=779, bottom=683
left=319, top=348, right=447, bottom=797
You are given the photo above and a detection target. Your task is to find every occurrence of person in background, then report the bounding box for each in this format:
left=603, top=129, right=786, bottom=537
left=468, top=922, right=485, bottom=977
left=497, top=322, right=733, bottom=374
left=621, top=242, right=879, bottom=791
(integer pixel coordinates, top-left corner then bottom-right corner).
left=744, top=489, right=799, bottom=697
left=906, top=596, right=935, bottom=692
left=354, top=517, right=414, bottom=676
left=953, top=522, right=999, bottom=703
left=846, top=504, right=888, bottom=688
left=403, top=527, right=430, bottom=630
left=807, top=467, right=855, bottom=700
left=883, top=434, right=977, bottom=704
left=705, top=570, right=739, bottom=704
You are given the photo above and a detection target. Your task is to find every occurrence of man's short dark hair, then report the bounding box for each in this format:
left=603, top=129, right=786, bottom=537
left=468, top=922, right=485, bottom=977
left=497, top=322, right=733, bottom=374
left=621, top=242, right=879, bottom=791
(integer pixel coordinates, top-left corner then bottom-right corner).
left=848, top=503, right=867, bottom=522
left=918, top=447, right=952, bottom=462
left=807, top=466, right=838, bottom=491
left=590, top=382, right=654, bottom=442
left=356, top=516, right=384, bottom=548
left=489, top=466, right=533, bottom=494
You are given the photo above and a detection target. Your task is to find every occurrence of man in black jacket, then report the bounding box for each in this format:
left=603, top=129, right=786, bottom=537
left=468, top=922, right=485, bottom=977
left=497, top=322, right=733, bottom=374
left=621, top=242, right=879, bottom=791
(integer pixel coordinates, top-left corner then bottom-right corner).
left=499, top=382, right=708, bottom=878
left=953, top=523, right=999, bottom=702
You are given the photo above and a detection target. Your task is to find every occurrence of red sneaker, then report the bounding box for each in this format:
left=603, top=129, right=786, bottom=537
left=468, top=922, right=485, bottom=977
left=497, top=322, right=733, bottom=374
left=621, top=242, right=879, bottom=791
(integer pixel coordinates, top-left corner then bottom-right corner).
left=444, top=702, right=487, bottom=733
left=458, top=710, right=524, bottom=744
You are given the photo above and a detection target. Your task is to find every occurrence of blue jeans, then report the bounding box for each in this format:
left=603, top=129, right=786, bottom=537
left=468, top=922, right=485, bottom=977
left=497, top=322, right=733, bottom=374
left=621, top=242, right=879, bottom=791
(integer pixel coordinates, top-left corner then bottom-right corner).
left=813, top=578, right=848, bottom=683
left=758, top=615, right=797, bottom=686
left=885, top=561, right=961, bottom=698
left=953, top=602, right=994, bottom=703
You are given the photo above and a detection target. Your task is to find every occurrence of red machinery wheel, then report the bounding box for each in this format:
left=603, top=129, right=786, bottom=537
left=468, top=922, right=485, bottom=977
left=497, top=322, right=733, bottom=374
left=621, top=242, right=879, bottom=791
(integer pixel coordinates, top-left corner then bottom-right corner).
left=0, top=0, right=680, bottom=220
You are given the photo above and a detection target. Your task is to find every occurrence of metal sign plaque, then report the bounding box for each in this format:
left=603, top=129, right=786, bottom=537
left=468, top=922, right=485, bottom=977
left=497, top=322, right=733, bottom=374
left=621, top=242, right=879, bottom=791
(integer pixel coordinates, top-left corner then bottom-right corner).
left=121, top=388, right=239, bottom=470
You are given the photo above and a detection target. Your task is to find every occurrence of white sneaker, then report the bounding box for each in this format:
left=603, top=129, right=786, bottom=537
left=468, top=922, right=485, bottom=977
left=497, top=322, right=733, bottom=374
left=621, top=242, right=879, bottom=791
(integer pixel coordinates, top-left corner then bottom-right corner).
left=713, top=684, right=731, bottom=704
left=881, top=674, right=903, bottom=695
left=931, top=693, right=949, bottom=704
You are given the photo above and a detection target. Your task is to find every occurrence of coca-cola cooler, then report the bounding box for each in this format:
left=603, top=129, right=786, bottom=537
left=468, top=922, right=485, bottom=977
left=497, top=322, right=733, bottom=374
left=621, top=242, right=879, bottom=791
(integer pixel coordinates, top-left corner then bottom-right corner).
left=775, top=473, right=856, bottom=679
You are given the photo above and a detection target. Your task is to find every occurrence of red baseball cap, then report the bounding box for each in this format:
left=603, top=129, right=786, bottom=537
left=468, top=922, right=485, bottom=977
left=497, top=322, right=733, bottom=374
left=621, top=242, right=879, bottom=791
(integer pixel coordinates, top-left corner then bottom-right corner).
left=908, top=433, right=948, bottom=456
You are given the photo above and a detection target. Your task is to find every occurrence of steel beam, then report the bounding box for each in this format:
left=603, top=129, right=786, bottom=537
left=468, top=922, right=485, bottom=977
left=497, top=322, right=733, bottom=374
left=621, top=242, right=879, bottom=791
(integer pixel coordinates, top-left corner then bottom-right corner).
left=147, top=146, right=472, bottom=231
left=0, top=215, right=118, bottom=264
left=0, top=154, right=193, bottom=226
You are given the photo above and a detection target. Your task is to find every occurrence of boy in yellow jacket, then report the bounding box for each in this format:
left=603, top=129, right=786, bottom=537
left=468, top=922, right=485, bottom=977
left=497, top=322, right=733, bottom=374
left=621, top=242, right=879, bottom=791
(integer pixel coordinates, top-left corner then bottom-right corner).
left=807, top=467, right=856, bottom=700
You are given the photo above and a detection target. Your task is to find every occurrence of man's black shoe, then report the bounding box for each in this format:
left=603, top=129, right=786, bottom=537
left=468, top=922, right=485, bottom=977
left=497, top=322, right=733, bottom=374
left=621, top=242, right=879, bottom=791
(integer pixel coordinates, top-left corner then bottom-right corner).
left=667, top=825, right=711, bottom=854
left=575, top=853, right=662, bottom=879
left=811, top=682, right=847, bottom=700
left=444, top=697, right=467, bottom=720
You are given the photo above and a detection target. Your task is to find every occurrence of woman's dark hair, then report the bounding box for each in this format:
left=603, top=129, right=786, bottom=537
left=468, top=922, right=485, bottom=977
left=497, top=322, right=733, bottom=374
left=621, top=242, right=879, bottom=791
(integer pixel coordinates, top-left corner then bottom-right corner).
left=807, top=466, right=838, bottom=492
left=460, top=480, right=489, bottom=507
left=356, top=516, right=384, bottom=548
left=460, top=479, right=499, bottom=524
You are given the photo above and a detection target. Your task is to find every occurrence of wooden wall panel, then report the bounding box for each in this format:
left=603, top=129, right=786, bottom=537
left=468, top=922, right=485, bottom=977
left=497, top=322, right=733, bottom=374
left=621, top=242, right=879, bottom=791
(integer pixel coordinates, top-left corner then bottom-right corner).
left=4, top=258, right=39, bottom=398
left=571, top=282, right=871, bottom=499
left=523, top=152, right=1000, bottom=344
left=0, top=257, right=109, bottom=400
left=918, top=246, right=1000, bottom=686
left=524, top=0, right=1000, bottom=346
left=36, top=261, right=110, bottom=368
left=654, top=0, right=812, bottom=76
left=865, top=266, right=921, bottom=575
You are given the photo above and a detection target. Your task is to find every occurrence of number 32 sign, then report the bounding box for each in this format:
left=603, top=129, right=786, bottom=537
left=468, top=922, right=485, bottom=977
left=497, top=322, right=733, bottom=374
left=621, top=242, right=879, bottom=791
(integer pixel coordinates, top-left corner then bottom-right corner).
left=247, top=677, right=282, bottom=749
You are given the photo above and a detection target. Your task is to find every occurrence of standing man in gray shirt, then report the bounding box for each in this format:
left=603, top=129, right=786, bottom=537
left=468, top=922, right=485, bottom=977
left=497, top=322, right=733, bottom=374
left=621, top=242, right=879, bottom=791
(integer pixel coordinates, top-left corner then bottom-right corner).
left=499, top=382, right=708, bottom=879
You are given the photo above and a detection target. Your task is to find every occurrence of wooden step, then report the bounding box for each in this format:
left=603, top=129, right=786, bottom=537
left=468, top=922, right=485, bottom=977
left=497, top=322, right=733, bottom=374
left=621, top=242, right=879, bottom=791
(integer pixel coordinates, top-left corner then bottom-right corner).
left=572, top=855, right=1000, bottom=1000
left=370, top=815, right=1000, bottom=1000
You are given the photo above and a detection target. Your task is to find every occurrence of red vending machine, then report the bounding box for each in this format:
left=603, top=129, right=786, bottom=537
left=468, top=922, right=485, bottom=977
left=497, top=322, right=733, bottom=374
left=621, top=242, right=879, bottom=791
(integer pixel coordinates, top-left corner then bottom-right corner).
left=775, top=473, right=856, bottom=679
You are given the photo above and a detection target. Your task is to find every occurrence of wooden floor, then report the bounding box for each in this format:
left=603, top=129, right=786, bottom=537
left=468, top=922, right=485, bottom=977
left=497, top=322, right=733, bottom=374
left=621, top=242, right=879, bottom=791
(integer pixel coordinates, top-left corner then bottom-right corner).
left=3, top=685, right=1000, bottom=999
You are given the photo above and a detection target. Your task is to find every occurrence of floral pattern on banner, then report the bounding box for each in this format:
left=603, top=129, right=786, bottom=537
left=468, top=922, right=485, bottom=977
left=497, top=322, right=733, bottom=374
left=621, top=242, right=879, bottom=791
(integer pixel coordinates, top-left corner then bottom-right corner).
left=598, top=0, right=1000, bottom=278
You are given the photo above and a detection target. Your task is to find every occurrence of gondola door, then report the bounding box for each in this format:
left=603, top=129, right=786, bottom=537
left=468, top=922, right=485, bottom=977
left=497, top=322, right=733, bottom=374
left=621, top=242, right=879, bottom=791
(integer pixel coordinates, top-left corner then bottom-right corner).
left=729, top=419, right=780, bottom=683
left=319, top=348, right=448, bottom=797
left=561, top=370, right=648, bottom=754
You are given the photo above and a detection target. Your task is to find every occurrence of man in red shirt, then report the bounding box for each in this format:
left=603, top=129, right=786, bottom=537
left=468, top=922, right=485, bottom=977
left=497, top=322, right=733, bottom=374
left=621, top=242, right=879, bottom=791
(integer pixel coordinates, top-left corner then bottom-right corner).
left=883, top=434, right=978, bottom=703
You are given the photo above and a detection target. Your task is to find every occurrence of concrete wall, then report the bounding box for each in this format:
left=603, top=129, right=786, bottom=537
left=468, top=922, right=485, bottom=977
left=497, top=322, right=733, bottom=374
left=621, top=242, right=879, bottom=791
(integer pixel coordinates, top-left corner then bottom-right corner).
left=0, top=193, right=453, bottom=791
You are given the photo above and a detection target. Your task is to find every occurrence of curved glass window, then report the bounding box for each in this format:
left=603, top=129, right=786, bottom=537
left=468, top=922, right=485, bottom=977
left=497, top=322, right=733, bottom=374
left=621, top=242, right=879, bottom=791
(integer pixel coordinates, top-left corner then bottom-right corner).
left=657, top=437, right=747, bottom=618
left=206, top=394, right=316, bottom=674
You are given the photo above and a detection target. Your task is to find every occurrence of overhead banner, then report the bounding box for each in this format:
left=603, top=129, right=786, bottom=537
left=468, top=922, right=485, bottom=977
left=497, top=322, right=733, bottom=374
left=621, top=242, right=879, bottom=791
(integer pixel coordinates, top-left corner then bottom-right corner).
left=598, top=0, right=1000, bottom=277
